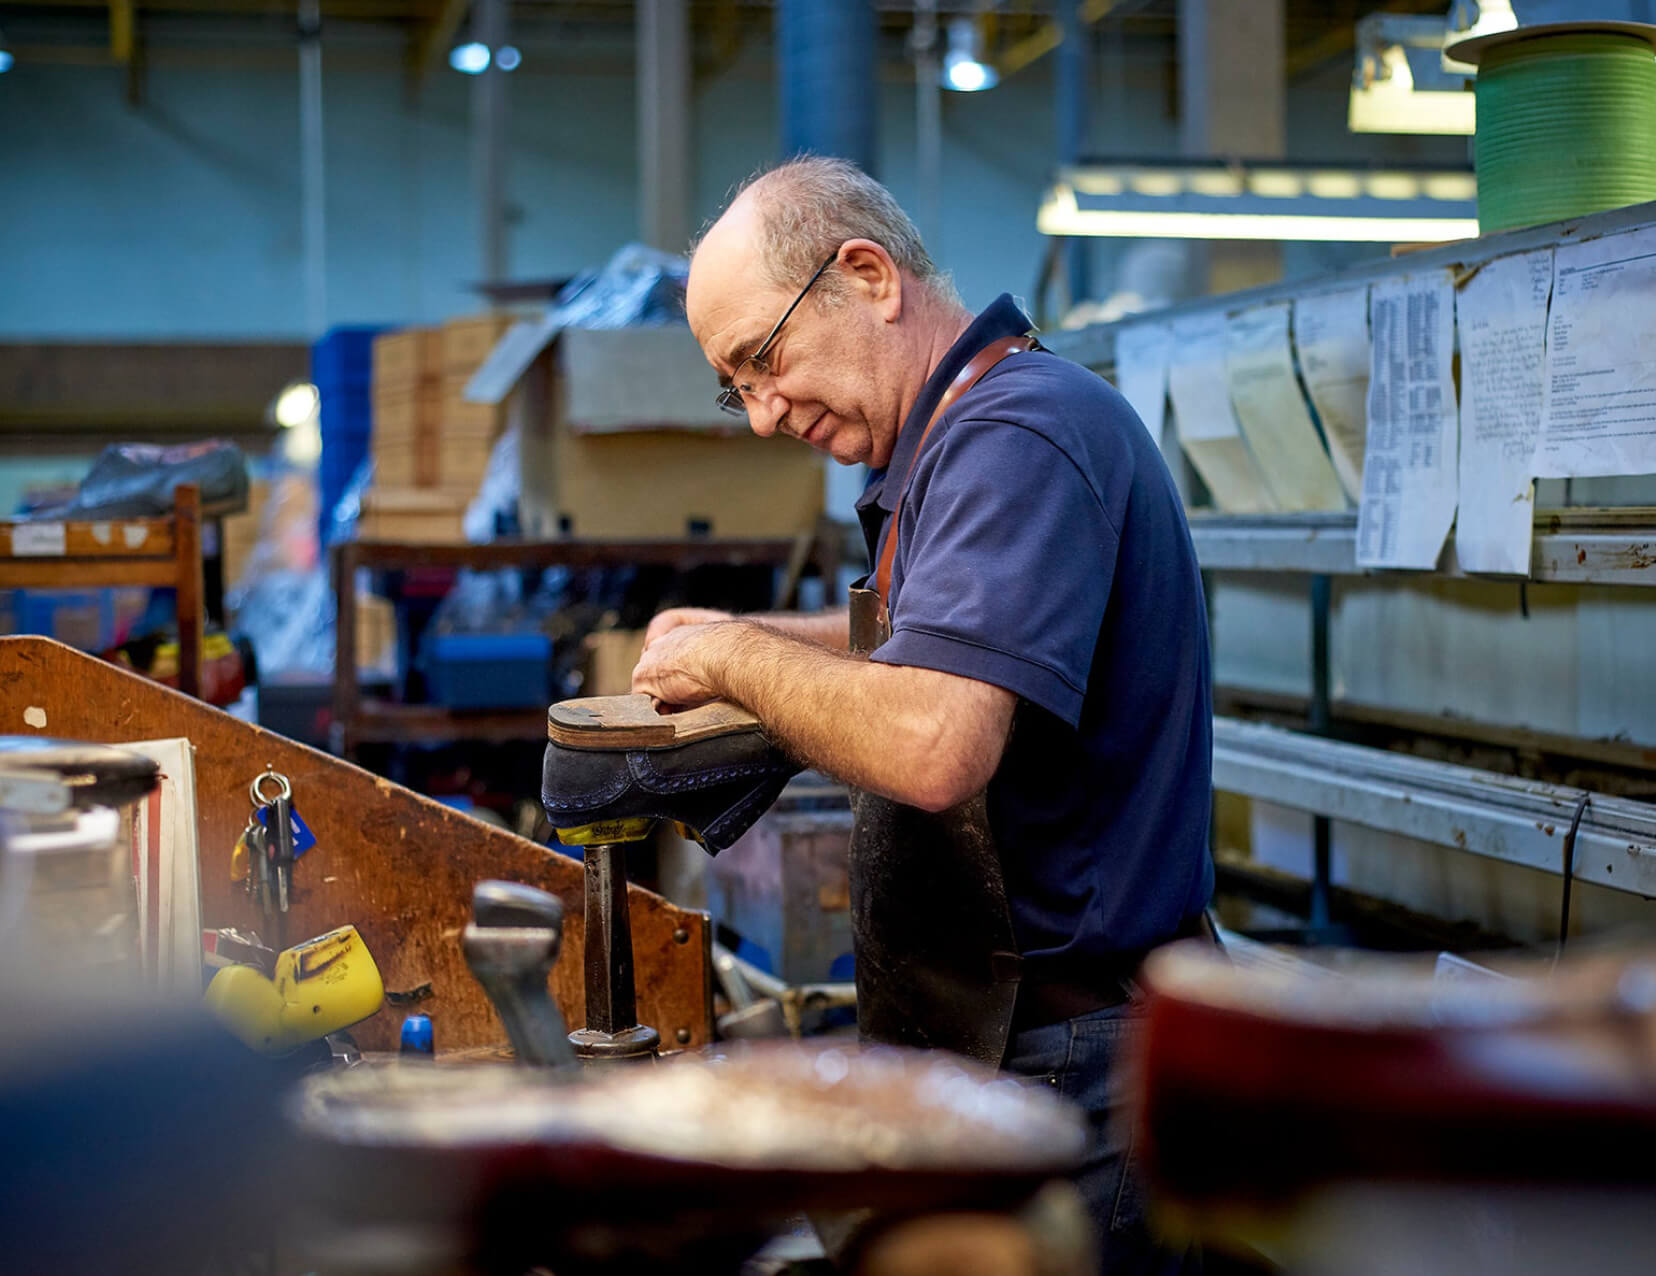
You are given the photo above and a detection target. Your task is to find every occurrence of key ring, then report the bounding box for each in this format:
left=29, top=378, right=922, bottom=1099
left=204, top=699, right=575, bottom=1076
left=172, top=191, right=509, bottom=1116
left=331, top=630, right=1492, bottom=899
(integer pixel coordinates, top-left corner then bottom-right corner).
left=250, top=767, right=292, bottom=807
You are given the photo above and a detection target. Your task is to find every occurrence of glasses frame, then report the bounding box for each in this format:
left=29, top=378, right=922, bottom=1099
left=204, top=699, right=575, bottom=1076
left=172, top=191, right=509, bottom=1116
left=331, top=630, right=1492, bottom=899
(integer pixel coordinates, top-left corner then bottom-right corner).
left=715, top=250, right=840, bottom=417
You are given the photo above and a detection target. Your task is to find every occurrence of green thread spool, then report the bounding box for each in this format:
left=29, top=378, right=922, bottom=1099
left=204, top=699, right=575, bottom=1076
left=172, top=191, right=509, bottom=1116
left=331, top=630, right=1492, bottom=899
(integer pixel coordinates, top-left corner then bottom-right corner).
left=1451, top=23, right=1656, bottom=235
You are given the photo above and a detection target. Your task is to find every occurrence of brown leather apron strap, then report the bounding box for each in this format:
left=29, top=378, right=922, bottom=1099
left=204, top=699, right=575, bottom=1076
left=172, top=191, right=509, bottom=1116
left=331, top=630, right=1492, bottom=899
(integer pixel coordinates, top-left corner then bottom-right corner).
left=872, top=333, right=1038, bottom=604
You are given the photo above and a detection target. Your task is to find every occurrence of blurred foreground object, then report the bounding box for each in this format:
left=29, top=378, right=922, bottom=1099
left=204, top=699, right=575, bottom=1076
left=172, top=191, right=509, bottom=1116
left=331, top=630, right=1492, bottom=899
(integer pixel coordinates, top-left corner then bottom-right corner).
left=0, top=737, right=287, bottom=1274
left=289, top=1040, right=1087, bottom=1273
left=0, top=738, right=160, bottom=986
left=1137, top=940, right=1656, bottom=1275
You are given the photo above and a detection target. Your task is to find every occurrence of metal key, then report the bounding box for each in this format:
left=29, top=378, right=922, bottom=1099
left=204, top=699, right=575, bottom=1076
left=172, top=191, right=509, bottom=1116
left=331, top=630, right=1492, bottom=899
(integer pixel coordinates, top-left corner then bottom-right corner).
left=270, top=793, right=296, bottom=915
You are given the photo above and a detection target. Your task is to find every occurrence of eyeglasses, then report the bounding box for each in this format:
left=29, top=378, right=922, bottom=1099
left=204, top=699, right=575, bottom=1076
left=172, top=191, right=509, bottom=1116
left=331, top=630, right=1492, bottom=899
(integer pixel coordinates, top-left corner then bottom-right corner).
left=715, top=251, right=839, bottom=418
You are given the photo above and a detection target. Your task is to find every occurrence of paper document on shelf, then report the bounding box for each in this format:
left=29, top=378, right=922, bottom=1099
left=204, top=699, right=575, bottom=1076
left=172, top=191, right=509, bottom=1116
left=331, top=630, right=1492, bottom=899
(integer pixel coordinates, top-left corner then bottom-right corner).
left=1455, top=248, right=1553, bottom=576
left=1535, top=225, right=1656, bottom=477
left=1112, top=321, right=1172, bottom=451
left=1293, top=286, right=1371, bottom=503
left=1167, top=312, right=1277, bottom=513
left=1224, top=302, right=1347, bottom=511
left=1356, top=271, right=1459, bottom=569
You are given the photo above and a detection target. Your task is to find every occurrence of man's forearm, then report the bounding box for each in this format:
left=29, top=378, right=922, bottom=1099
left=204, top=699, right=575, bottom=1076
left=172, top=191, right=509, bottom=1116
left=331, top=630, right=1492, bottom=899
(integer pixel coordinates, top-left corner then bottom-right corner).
left=744, top=606, right=849, bottom=650
left=703, top=620, right=1011, bottom=810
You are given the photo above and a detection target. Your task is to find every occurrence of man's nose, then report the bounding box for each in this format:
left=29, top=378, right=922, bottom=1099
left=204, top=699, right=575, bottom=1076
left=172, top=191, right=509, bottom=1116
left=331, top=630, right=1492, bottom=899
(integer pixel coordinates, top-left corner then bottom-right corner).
left=747, top=387, right=786, bottom=439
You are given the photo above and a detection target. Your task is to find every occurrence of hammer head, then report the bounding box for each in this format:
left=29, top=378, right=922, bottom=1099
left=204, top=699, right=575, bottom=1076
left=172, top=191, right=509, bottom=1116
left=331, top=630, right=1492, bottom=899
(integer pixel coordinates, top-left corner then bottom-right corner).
left=472, top=879, right=564, bottom=933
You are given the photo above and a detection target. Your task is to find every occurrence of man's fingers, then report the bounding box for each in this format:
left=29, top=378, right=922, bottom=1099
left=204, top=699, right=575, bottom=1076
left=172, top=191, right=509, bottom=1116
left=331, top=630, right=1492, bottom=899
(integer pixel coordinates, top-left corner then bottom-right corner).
left=644, top=607, right=731, bottom=648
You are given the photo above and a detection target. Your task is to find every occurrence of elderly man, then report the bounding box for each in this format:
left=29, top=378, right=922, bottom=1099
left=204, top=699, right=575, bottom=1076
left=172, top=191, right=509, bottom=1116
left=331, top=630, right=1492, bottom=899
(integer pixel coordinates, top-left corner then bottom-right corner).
left=633, top=157, right=1212, bottom=1271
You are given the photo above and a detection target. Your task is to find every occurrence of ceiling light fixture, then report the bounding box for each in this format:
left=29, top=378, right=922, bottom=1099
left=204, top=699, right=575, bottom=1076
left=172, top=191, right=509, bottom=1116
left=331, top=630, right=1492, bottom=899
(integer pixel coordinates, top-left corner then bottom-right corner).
left=943, top=17, right=998, bottom=92
left=494, top=45, right=521, bottom=72
left=1039, top=161, right=1479, bottom=243
left=273, top=382, right=320, bottom=429
left=1349, top=12, right=1479, bottom=135
left=449, top=41, right=490, bottom=74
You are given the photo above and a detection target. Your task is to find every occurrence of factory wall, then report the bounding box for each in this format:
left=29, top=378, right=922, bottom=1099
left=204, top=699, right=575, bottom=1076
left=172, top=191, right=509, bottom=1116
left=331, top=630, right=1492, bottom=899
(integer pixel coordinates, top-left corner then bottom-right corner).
left=1, top=32, right=1461, bottom=342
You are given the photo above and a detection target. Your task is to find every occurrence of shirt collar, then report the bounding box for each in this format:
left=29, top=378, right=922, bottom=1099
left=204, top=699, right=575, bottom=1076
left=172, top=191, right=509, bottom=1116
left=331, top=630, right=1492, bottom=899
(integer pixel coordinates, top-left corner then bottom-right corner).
left=858, top=293, right=1034, bottom=515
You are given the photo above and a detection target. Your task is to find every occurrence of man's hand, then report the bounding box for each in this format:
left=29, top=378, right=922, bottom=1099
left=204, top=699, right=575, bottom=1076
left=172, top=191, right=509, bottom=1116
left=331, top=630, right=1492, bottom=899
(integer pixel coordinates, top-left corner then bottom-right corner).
left=643, top=607, right=733, bottom=649
left=632, top=620, right=732, bottom=708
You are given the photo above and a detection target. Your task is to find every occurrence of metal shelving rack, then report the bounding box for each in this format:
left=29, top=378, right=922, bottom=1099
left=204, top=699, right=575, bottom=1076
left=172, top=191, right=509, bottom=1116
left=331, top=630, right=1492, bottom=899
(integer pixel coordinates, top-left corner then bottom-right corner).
left=329, top=537, right=813, bottom=758
left=1049, top=198, right=1656, bottom=930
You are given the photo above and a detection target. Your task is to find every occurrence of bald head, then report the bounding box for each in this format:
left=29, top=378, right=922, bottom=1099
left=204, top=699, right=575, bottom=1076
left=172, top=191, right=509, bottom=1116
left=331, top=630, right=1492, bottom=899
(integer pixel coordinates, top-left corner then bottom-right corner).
left=696, top=157, right=954, bottom=304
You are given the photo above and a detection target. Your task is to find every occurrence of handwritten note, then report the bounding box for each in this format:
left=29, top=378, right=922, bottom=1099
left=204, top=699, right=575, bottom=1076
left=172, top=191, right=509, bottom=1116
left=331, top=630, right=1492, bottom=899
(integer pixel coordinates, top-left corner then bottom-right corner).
left=1356, top=271, right=1459, bottom=569
left=1293, top=287, right=1371, bottom=504
left=1225, top=303, right=1347, bottom=511
left=1535, top=225, right=1656, bottom=478
left=1113, top=321, right=1173, bottom=453
left=1167, top=311, right=1276, bottom=513
left=1455, top=249, right=1553, bottom=576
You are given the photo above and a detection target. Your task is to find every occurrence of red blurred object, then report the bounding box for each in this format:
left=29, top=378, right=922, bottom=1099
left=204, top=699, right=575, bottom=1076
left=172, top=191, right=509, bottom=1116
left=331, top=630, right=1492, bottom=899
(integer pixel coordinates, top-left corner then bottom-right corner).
left=104, top=629, right=249, bottom=707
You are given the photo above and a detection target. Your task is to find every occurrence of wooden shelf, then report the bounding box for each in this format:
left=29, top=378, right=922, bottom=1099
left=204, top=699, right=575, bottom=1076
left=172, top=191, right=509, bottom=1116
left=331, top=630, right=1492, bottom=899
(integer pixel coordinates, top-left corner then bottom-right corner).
left=351, top=701, right=548, bottom=746
left=0, top=484, right=206, bottom=697
left=330, top=536, right=810, bottom=757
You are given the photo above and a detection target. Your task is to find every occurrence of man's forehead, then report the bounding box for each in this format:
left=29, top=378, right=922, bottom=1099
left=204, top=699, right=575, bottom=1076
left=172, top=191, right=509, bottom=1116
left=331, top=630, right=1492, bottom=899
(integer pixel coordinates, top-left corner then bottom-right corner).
left=688, top=222, right=790, bottom=371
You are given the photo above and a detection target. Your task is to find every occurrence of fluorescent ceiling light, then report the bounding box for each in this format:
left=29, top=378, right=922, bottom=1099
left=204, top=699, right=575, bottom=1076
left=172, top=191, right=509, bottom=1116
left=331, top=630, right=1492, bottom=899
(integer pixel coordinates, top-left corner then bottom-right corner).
left=943, top=17, right=998, bottom=92
left=1349, top=14, right=1476, bottom=135
left=450, top=42, right=490, bottom=74
left=1039, top=163, right=1479, bottom=243
left=1039, top=204, right=1479, bottom=244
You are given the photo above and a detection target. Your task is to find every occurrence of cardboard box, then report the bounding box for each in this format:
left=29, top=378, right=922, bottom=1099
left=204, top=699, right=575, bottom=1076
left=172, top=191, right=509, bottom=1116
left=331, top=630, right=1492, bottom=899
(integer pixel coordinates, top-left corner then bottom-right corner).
left=442, top=314, right=513, bottom=374
left=583, top=628, right=646, bottom=697
left=358, top=487, right=467, bottom=543
left=509, top=326, right=824, bottom=539
left=373, top=327, right=441, bottom=389
left=356, top=592, right=397, bottom=674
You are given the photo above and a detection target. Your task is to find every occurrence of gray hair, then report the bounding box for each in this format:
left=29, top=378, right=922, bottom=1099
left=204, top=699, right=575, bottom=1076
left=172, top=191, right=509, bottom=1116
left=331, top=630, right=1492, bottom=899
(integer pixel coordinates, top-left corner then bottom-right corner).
left=720, top=156, right=959, bottom=307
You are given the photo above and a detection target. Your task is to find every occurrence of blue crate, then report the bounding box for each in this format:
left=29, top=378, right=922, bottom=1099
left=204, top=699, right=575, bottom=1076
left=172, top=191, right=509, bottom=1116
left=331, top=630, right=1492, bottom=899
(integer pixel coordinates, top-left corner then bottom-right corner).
left=6, top=589, right=121, bottom=649
left=311, top=325, right=386, bottom=393
left=426, top=633, right=552, bottom=710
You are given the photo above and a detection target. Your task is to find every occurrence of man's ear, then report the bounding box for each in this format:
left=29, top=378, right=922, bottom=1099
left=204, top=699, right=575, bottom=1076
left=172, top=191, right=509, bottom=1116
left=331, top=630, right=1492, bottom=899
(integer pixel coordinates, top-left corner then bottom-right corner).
left=838, top=239, right=903, bottom=321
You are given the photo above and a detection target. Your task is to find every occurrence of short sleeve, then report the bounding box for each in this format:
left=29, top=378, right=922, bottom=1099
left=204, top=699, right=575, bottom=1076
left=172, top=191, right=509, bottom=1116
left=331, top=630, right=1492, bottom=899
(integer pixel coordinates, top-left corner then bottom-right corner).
left=872, top=417, right=1123, bottom=727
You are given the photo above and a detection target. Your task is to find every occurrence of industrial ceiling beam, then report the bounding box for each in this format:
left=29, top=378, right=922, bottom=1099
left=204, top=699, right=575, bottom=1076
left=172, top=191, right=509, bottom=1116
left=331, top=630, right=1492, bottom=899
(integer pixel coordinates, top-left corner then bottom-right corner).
left=109, top=0, right=134, bottom=62
left=1284, top=0, right=1447, bottom=80
left=406, top=0, right=469, bottom=94
left=19, top=0, right=444, bottom=15
left=997, top=0, right=1117, bottom=81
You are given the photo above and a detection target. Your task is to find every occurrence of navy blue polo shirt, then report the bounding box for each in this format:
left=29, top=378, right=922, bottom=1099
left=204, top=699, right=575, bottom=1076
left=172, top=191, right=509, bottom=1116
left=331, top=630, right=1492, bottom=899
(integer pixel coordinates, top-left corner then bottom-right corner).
left=856, top=294, right=1214, bottom=969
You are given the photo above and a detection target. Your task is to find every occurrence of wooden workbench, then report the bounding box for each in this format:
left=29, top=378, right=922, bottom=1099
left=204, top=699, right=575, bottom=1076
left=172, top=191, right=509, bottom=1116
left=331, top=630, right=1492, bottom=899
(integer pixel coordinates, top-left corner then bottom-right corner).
left=0, top=636, right=714, bottom=1053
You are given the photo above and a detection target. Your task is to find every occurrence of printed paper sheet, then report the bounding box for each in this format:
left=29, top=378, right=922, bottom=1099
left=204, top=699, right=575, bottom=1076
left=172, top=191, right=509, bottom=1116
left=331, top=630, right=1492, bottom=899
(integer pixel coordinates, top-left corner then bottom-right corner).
left=1455, top=249, right=1553, bottom=575
left=1113, top=321, right=1173, bottom=452
left=1167, top=311, right=1277, bottom=513
left=1356, top=271, right=1459, bottom=569
left=1224, top=302, right=1347, bottom=511
left=1293, top=286, right=1371, bottom=503
left=1535, top=225, right=1656, bottom=478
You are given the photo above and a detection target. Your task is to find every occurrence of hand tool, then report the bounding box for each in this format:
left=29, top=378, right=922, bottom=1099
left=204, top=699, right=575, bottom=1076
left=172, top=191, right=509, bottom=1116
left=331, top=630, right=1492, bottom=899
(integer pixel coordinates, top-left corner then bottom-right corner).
left=204, top=923, right=384, bottom=1055
left=461, top=879, right=579, bottom=1069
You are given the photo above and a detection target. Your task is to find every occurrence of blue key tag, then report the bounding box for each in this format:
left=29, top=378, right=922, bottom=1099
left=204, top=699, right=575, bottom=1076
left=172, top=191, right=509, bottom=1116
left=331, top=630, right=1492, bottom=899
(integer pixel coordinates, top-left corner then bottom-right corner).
left=257, top=803, right=318, bottom=857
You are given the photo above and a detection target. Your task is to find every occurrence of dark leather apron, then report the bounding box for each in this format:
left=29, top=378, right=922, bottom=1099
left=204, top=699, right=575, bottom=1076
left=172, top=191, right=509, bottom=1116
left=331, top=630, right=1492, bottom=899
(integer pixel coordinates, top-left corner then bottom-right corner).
left=846, top=334, right=1037, bottom=1068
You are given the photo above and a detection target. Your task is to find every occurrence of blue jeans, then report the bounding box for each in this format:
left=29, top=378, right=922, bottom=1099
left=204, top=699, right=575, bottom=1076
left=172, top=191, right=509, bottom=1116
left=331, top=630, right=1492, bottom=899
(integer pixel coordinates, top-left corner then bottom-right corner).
left=1003, top=1001, right=1200, bottom=1276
